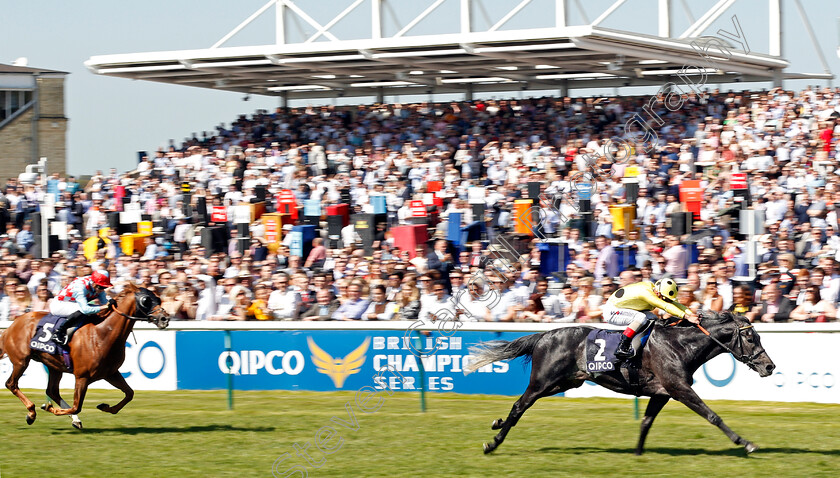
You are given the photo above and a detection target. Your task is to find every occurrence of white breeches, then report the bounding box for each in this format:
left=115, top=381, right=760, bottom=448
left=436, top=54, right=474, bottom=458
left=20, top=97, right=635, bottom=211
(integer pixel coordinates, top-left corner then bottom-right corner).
left=602, top=305, right=657, bottom=327
left=49, top=300, right=82, bottom=317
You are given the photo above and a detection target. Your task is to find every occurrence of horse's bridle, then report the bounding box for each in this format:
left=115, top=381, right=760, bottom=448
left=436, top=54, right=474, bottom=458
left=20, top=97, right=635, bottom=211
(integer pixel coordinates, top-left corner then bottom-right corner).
left=695, top=322, right=766, bottom=370
left=109, top=302, right=168, bottom=325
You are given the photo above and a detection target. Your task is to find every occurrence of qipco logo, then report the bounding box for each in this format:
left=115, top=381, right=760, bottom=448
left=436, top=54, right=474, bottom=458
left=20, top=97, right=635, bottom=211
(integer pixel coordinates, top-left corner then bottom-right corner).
left=121, top=341, right=166, bottom=380
left=773, top=371, right=835, bottom=389
left=218, top=350, right=304, bottom=376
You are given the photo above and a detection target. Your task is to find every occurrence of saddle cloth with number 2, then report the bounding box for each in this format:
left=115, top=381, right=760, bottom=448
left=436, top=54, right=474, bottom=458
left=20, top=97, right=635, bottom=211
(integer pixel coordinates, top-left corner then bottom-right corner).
left=585, top=329, right=622, bottom=373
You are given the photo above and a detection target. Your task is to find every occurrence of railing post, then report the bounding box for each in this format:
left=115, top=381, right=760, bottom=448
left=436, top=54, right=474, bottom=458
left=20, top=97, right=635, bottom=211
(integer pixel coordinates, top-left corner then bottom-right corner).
left=224, top=329, right=234, bottom=410
left=414, top=330, right=426, bottom=412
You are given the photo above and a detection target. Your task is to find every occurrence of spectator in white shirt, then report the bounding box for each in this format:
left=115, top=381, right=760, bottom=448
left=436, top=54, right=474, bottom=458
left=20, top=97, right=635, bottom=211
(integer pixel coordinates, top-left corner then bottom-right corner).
left=361, top=285, right=397, bottom=321
left=268, top=273, right=301, bottom=320
left=419, top=280, right=455, bottom=322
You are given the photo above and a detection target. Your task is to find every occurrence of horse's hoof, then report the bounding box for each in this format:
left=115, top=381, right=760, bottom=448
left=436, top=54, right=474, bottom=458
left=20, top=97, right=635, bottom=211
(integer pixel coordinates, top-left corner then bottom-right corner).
left=72, top=421, right=83, bottom=430
left=97, top=403, right=110, bottom=412
left=744, top=442, right=758, bottom=454
left=491, top=418, right=503, bottom=430
left=41, top=403, right=50, bottom=411
left=483, top=442, right=494, bottom=454
left=26, top=415, right=35, bottom=425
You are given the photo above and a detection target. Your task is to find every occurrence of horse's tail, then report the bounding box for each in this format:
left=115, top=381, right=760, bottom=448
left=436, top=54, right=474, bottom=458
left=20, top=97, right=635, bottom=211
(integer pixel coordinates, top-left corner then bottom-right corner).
left=464, top=333, right=543, bottom=375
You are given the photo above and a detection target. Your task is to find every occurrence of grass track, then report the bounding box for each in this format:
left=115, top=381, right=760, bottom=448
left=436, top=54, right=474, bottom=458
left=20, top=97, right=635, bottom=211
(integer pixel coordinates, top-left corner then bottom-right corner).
left=0, top=389, right=839, bottom=477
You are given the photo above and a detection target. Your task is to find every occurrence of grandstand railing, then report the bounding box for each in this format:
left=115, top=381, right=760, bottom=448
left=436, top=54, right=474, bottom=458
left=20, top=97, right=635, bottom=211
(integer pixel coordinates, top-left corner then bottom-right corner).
left=3, top=320, right=837, bottom=333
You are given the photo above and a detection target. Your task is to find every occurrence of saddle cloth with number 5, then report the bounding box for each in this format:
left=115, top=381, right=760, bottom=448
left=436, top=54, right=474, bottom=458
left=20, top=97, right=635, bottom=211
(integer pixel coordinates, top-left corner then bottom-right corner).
left=30, top=313, right=70, bottom=356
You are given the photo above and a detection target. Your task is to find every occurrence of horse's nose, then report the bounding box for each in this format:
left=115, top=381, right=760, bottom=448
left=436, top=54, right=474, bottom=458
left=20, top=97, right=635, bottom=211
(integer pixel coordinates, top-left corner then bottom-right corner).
left=766, top=363, right=776, bottom=374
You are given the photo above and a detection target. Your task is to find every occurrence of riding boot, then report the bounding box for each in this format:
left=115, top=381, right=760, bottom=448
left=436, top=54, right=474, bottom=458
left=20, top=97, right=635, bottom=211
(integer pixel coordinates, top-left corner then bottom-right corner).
left=54, top=311, right=84, bottom=346
left=615, top=334, right=635, bottom=360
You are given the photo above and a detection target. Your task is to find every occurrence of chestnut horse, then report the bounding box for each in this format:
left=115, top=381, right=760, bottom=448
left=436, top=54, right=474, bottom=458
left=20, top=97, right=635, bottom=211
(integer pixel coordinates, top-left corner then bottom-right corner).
left=0, top=284, right=169, bottom=429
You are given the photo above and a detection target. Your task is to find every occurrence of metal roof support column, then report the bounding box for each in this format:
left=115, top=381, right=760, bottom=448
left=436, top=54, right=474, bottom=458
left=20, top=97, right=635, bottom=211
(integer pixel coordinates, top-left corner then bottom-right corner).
left=465, top=83, right=474, bottom=101
left=556, top=0, right=566, bottom=28
left=461, top=0, right=470, bottom=34
left=372, top=0, right=381, bottom=39
left=793, top=0, right=832, bottom=84
left=275, top=0, right=285, bottom=45
left=772, top=69, right=783, bottom=88
left=377, top=87, right=385, bottom=104
left=558, top=79, right=568, bottom=97
left=280, top=90, right=289, bottom=109
left=658, top=0, right=671, bottom=38
left=769, top=0, right=781, bottom=56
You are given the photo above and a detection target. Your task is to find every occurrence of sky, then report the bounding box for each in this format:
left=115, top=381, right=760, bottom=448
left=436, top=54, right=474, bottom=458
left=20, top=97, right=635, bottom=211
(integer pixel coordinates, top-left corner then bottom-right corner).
left=3, top=0, right=840, bottom=176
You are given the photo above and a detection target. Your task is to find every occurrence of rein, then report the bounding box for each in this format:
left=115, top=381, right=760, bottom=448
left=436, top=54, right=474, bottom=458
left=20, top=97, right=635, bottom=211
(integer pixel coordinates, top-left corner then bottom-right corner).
left=695, top=321, right=764, bottom=368
left=666, top=317, right=763, bottom=368
left=108, top=303, right=163, bottom=324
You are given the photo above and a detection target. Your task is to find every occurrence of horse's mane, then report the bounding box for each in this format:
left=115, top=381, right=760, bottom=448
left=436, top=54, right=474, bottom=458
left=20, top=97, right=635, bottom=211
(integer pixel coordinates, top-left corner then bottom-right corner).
left=698, top=310, right=749, bottom=326
left=116, top=283, right=139, bottom=300
left=95, top=283, right=139, bottom=319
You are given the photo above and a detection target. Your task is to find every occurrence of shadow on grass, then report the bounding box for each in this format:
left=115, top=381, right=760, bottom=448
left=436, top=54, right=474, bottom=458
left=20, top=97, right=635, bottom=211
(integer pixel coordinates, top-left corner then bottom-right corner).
left=535, top=446, right=840, bottom=456
left=56, top=424, right=276, bottom=435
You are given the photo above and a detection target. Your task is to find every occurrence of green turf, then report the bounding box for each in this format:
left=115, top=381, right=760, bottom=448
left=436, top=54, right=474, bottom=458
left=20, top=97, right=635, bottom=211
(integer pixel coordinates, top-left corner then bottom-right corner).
left=0, top=389, right=838, bottom=477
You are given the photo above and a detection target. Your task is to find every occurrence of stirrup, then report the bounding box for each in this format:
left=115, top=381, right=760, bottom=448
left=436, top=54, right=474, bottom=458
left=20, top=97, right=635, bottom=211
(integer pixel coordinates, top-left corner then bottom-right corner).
left=615, top=346, right=635, bottom=360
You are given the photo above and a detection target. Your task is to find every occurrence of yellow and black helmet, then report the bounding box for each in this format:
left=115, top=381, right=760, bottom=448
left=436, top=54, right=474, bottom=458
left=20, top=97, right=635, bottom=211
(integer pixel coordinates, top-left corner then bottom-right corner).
left=654, top=278, right=678, bottom=301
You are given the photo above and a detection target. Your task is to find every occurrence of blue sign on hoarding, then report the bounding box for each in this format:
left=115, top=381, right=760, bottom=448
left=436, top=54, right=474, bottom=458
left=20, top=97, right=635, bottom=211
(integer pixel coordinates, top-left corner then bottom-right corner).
left=175, top=330, right=533, bottom=395
left=577, top=183, right=592, bottom=200
left=303, top=199, right=321, bottom=216
left=370, top=194, right=387, bottom=215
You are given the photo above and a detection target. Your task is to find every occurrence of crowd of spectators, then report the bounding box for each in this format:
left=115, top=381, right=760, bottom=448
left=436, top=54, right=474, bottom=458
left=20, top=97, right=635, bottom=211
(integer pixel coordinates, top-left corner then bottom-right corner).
left=3, top=86, right=840, bottom=323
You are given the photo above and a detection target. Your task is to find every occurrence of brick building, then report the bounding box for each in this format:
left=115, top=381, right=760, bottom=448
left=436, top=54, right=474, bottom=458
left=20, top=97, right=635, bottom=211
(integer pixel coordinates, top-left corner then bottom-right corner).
left=0, top=63, right=68, bottom=179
